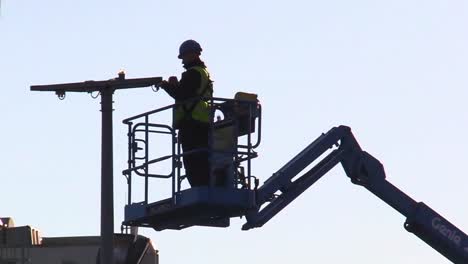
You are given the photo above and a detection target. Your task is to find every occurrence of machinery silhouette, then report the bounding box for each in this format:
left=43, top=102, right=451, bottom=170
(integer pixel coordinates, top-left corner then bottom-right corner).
left=31, top=75, right=468, bottom=263
left=122, top=94, right=468, bottom=263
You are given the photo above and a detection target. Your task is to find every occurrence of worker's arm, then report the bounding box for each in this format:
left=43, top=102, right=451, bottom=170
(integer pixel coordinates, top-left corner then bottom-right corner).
left=162, top=69, right=201, bottom=100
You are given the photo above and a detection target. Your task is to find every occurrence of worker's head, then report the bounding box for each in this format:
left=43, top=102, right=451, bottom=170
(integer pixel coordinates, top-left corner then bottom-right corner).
left=178, top=39, right=202, bottom=64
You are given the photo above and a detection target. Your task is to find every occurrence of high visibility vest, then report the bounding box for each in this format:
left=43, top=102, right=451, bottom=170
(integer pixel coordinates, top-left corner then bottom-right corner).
left=173, top=66, right=213, bottom=128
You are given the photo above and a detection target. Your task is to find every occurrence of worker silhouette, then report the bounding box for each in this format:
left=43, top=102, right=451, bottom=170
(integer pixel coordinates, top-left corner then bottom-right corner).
left=159, top=40, right=213, bottom=187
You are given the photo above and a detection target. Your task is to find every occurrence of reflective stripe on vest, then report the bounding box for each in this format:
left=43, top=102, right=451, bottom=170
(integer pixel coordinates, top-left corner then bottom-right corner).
left=174, top=66, right=213, bottom=127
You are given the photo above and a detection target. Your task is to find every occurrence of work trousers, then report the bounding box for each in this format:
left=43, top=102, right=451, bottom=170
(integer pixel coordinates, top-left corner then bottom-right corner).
left=178, top=120, right=210, bottom=187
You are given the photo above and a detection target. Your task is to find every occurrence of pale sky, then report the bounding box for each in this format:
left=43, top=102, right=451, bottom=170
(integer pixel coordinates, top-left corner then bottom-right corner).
left=1, top=1, right=468, bottom=263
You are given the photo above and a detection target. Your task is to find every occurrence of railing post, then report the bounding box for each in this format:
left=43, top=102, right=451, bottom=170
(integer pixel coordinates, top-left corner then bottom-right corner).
left=247, top=102, right=253, bottom=189
left=177, top=136, right=182, bottom=193
left=127, top=122, right=133, bottom=206
left=144, top=115, right=149, bottom=204
left=171, top=126, right=176, bottom=200
left=208, top=97, right=215, bottom=187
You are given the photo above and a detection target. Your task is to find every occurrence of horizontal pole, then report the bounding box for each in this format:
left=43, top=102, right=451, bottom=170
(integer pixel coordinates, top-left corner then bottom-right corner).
left=31, top=76, right=163, bottom=93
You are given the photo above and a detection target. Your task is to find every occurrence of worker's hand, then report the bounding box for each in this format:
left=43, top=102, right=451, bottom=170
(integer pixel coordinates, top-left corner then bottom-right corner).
left=157, top=76, right=179, bottom=91
left=157, top=80, right=172, bottom=90
left=168, top=76, right=179, bottom=86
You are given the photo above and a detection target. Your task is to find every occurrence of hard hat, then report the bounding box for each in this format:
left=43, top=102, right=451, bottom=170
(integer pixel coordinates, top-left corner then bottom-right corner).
left=178, top=40, right=203, bottom=59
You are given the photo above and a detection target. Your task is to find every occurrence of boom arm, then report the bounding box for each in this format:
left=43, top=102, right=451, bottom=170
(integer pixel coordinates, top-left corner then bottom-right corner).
left=243, top=126, right=468, bottom=263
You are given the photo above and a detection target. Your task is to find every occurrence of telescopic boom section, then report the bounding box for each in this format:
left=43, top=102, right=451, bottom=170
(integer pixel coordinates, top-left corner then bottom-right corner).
left=244, top=125, right=468, bottom=263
